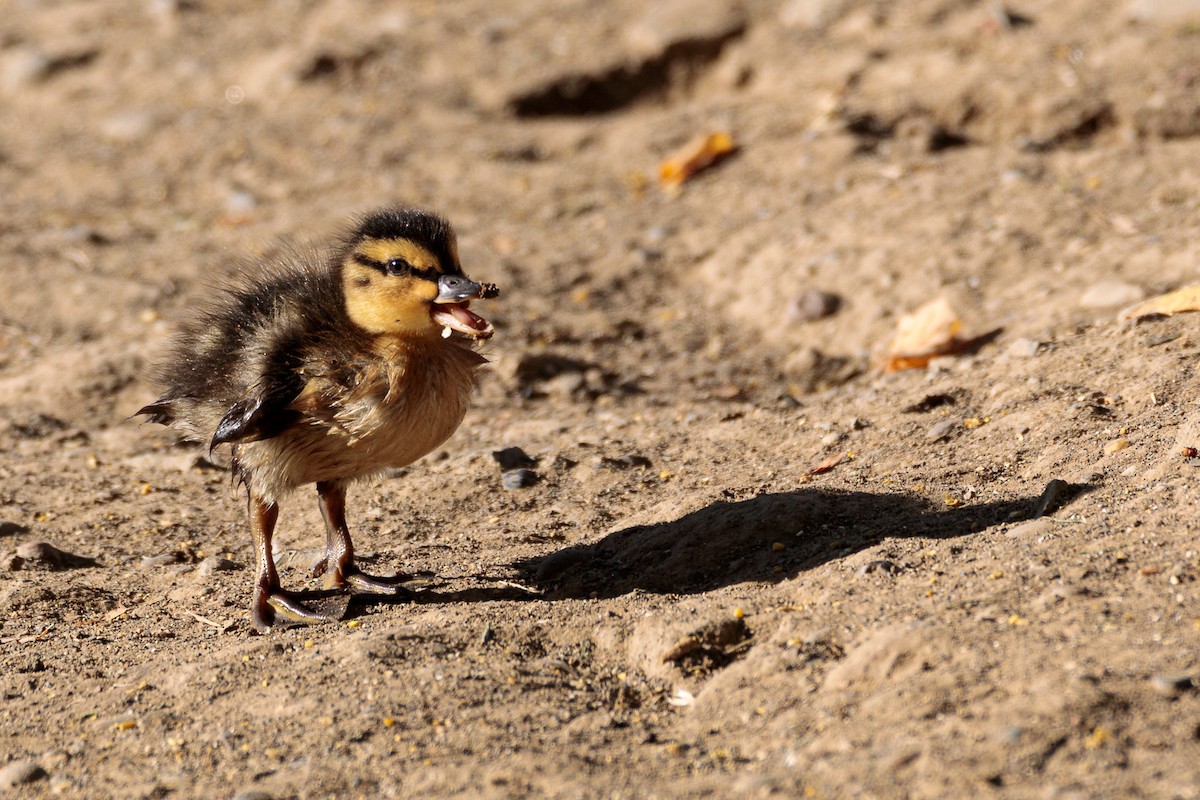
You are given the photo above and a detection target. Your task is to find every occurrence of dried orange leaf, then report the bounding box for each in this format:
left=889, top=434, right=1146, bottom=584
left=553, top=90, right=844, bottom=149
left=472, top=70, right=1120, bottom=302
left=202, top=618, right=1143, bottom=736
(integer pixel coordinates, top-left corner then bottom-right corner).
left=1118, top=284, right=1200, bottom=321
left=808, top=451, right=847, bottom=476
left=658, top=132, right=736, bottom=189
left=883, top=296, right=965, bottom=372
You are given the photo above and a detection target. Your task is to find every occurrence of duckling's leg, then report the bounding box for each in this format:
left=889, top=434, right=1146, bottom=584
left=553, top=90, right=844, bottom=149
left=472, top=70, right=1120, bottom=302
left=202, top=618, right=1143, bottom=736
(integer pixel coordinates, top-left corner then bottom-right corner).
left=316, top=480, right=402, bottom=595
left=250, top=495, right=342, bottom=632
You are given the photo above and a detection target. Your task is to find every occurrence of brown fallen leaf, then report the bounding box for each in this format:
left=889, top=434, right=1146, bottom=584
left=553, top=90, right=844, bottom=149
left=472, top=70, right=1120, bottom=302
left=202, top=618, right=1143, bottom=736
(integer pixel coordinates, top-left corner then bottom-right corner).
left=809, top=451, right=847, bottom=476
left=883, top=296, right=967, bottom=372
left=1118, top=284, right=1200, bottom=321
left=658, top=132, right=736, bottom=190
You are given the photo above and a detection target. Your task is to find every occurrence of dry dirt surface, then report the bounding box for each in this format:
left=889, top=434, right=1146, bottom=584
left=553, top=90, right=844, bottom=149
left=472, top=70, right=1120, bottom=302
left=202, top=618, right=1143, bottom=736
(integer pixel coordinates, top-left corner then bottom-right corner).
left=4, top=0, right=1200, bottom=797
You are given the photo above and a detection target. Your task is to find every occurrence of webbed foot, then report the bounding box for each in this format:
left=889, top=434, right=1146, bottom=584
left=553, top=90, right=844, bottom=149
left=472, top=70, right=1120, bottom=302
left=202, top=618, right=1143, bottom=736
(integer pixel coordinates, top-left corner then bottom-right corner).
left=251, top=586, right=351, bottom=633
left=312, top=558, right=405, bottom=595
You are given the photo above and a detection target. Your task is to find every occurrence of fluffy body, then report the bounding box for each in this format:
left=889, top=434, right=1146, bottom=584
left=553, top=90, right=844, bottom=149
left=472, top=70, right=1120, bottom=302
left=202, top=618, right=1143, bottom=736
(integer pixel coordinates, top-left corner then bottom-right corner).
left=144, top=245, right=486, bottom=501
left=139, top=207, right=498, bottom=630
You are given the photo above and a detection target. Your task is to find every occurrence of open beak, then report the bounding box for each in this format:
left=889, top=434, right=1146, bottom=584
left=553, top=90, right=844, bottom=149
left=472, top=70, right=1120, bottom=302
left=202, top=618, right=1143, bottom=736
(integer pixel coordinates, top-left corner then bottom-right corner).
left=431, top=274, right=499, bottom=339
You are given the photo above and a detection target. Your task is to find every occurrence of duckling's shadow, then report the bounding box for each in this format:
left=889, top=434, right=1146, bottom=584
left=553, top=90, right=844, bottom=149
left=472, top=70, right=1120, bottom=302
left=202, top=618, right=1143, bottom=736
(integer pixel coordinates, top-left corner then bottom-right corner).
left=510, top=485, right=1064, bottom=600
left=355, top=484, right=1083, bottom=609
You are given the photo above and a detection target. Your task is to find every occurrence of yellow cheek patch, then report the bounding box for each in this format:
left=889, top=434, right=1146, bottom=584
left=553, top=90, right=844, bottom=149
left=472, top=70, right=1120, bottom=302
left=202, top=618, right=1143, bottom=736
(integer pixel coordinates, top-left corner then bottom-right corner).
left=343, top=262, right=440, bottom=334
left=355, top=238, right=441, bottom=272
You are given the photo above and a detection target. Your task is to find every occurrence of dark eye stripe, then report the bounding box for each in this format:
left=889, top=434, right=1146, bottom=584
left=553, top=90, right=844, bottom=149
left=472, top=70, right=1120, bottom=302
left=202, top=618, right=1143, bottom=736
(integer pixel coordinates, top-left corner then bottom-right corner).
left=352, top=252, right=386, bottom=271
left=352, top=252, right=441, bottom=282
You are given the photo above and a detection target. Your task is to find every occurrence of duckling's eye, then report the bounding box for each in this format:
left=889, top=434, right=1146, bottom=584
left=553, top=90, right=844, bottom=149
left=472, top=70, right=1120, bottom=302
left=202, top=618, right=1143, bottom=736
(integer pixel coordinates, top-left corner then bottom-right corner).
left=385, top=259, right=412, bottom=276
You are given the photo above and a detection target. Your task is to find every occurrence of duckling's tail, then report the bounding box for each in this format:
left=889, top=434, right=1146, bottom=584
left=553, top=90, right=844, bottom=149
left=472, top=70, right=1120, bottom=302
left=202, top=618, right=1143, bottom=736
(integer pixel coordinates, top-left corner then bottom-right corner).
left=134, top=399, right=175, bottom=426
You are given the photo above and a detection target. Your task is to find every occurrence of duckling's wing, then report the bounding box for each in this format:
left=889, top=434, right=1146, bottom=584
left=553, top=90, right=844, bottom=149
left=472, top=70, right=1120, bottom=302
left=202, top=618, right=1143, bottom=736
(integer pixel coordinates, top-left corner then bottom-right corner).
left=210, top=392, right=304, bottom=450
left=135, top=399, right=176, bottom=425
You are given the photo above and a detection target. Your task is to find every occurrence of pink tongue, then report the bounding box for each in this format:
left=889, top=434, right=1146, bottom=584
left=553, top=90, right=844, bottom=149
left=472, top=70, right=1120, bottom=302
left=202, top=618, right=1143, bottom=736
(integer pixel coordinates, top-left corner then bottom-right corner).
left=449, top=304, right=487, bottom=330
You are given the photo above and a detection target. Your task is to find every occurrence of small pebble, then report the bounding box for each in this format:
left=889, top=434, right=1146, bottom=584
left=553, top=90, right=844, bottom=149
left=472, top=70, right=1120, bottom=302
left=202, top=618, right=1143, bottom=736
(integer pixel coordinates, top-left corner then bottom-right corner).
left=233, top=791, right=274, bottom=800
left=1032, top=584, right=1069, bottom=609
left=196, top=556, right=241, bottom=578
left=0, top=760, right=48, bottom=789
left=100, top=110, right=156, bottom=143
left=15, top=541, right=51, bottom=561
left=501, top=468, right=538, bottom=490
left=599, top=454, right=652, bottom=469
left=1033, top=479, right=1072, bottom=517
left=926, top=419, right=957, bottom=442
left=14, top=541, right=97, bottom=569
left=856, top=560, right=901, bottom=576
left=16, top=656, right=45, bottom=674
left=140, top=553, right=180, bottom=569
left=998, top=725, right=1025, bottom=745
left=787, top=289, right=841, bottom=323
left=224, top=190, right=257, bottom=215
left=0, top=49, right=50, bottom=90
left=1005, top=337, right=1040, bottom=358
left=1150, top=673, right=1195, bottom=697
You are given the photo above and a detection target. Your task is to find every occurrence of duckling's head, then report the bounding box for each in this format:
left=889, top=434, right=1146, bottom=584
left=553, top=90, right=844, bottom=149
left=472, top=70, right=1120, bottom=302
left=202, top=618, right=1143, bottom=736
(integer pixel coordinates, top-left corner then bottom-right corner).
left=339, top=208, right=498, bottom=340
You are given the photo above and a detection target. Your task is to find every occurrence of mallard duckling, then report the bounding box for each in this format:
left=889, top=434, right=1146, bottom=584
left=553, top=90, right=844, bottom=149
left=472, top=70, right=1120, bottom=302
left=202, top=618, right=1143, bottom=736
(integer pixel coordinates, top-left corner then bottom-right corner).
left=138, top=207, right=499, bottom=632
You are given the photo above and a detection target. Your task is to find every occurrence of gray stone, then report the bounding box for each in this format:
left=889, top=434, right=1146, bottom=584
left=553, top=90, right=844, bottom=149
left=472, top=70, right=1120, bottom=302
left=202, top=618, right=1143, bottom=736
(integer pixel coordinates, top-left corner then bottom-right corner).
left=0, top=760, right=47, bottom=789
left=927, top=419, right=958, bottom=442
left=787, top=289, right=842, bottom=323
left=501, top=468, right=538, bottom=490
left=1150, top=673, right=1195, bottom=697
left=1033, top=479, right=1072, bottom=517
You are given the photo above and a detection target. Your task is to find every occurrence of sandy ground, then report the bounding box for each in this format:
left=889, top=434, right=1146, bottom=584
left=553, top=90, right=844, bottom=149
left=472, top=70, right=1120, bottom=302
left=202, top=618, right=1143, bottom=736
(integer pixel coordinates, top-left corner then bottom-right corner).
left=3, top=0, right=1200, bottom=797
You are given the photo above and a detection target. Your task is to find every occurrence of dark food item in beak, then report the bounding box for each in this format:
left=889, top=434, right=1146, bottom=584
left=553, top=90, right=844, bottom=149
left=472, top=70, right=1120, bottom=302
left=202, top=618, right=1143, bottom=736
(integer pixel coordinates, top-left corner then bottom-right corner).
left=432, top=274, right=498, bottom=339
